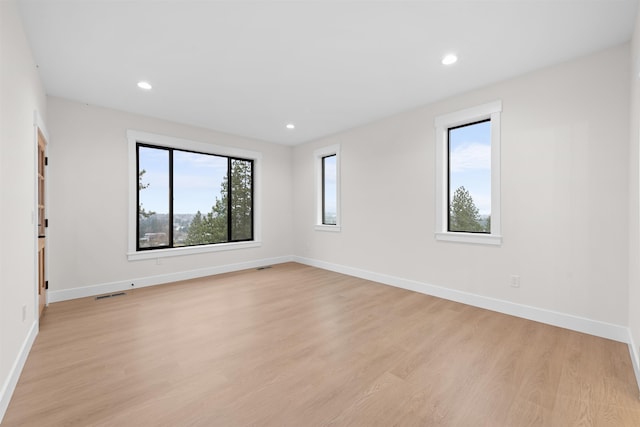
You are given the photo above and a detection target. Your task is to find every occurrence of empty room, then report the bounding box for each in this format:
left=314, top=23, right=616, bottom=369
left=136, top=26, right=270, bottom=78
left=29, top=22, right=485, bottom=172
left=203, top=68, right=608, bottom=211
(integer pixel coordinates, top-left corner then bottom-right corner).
left=3, top=0, right=640, bottom=425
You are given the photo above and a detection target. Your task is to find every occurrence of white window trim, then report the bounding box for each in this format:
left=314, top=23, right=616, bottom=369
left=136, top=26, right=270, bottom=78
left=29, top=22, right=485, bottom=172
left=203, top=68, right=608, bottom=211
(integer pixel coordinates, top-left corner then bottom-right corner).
left=314, top=144, right=341, bottom=232
left=127, top=130, right=262, bottom=261
left=434, top=101, right=502, bottom=246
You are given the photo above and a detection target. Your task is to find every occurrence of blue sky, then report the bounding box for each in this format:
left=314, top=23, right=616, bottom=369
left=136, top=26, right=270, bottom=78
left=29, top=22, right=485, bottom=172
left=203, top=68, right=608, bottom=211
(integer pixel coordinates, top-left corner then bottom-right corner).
left=449, top=121, right=491, bottom=216
left=138, top=147, right=226, bottom=215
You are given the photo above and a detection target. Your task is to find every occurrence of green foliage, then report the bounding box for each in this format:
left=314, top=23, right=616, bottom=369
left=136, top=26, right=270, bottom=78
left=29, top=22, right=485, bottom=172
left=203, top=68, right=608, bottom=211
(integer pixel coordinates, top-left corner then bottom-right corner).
left=449, top=186, right=487, bottom=233
left=138, top=169, right=155, bottom=220
left=183, top=210, right=225, bottom=246
left=229, top=159, right=252, bottom=241
left=184, top=160, right=252, bottom=245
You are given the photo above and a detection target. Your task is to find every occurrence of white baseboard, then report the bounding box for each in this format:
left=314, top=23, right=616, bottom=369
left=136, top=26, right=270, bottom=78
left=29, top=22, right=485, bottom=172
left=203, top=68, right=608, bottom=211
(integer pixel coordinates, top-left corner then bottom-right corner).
left=0, top=320, right=38, bottom=424
left=293, top=256, right=630, bottom=344
left=628, top=330, right=640, bottom=398
left=48, top=255, right=294, bottom=303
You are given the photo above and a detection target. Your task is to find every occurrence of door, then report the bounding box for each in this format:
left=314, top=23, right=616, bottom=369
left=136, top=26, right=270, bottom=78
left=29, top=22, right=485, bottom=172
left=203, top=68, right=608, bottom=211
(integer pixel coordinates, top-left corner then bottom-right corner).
left=37, top=129, right=47, bottom=317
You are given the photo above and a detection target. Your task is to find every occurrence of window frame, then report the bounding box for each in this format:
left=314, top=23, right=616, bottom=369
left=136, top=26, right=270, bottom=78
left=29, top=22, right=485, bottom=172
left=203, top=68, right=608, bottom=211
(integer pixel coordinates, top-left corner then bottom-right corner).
left=127, top=130, right=262, bottom=261
left=447, top=119, right=491, bottom=234
left=314, top=144, right=341, bottom=232
left=321, top=154, right=337, bottom=226
left=434, top=101, right=502, bottom=245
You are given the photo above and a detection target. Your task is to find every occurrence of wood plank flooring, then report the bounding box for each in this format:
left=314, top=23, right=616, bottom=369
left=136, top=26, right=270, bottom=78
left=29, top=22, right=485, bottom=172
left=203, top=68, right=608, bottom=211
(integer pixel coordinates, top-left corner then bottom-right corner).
left=3, top=262, right=640, bottom=426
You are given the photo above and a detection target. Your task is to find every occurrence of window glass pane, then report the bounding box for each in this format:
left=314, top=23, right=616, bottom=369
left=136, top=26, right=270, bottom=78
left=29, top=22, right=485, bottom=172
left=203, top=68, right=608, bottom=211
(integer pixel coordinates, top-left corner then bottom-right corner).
left=448, top=120, right=491, bottom=233
left=138, top=146, right=170, bottom=247
left=230, top=159, right=253, bottom=241
left=323, top=155, right=337, bottom=225
left=174, top=151, right=228, bottom=246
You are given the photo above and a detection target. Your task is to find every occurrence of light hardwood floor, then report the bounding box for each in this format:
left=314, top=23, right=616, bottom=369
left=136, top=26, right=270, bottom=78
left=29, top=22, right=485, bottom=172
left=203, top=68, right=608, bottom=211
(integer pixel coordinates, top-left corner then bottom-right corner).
left=4, top=262, right=640, bottom=426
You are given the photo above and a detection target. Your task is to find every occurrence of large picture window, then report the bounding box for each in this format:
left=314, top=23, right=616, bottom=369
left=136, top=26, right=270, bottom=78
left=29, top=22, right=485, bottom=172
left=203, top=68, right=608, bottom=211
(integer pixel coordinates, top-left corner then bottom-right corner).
left=435, top=101, right=502, bottom=245
left=128, top=131, right=260, bottom=260
left=137, top=144, right=253, bottom=251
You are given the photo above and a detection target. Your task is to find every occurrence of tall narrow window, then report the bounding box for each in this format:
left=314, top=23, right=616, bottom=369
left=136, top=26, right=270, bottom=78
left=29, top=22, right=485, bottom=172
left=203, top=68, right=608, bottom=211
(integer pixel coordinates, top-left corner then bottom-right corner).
left=448, top=120, right=491, bottom=233
left=435, top=101, right=502, bottom=245
left=314, top=144, right=341, bottom=231
left=322, top=154, right=337, bottom=225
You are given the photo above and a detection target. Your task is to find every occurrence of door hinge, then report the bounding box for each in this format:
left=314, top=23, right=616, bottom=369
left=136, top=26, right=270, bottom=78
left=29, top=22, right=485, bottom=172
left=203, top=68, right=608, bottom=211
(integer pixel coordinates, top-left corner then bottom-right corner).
left=45, top=281, right=49, bottom=290
left=45, top=219, right=49, bottom=228
left=45, top=157, right=48, bottom=166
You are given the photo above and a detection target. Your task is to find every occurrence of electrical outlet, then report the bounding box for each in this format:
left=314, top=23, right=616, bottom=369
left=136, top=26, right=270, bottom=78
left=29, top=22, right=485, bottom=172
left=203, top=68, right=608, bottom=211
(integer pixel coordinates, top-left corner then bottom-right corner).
left=22, top=305, right=27, bottom=322
left=510, top=275, right=520, bottom=288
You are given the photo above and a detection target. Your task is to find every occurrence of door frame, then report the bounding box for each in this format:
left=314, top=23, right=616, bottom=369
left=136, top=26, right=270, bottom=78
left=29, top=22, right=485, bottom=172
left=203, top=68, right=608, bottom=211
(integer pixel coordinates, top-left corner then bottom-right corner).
left=33, top=110, right=49, bottom=319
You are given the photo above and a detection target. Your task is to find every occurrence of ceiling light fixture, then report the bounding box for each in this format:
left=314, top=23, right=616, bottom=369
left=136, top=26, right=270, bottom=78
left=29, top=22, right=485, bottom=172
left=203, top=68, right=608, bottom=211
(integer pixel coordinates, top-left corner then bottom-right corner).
left=137, top=81, right=152, bottom=90
left=442, top=54, right=458, bottom=65
left=286, top=123, right=295, bottom=129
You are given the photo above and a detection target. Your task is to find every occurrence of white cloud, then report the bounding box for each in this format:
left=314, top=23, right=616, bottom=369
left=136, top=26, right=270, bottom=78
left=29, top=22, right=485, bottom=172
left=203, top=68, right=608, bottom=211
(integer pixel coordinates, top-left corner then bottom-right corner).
left=175, top=151, right=227, bottom=170
left=450, top=142, right=490, bottom=172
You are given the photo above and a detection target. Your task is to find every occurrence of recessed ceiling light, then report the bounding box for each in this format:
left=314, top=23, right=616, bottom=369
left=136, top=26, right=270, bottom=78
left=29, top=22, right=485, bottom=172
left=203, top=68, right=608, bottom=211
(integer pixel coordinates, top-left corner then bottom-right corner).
left=286, top=123, right=295, bottom=129
left=442, top=54, right=458, bottom=65
left=137, top=81, right=152, bottom=90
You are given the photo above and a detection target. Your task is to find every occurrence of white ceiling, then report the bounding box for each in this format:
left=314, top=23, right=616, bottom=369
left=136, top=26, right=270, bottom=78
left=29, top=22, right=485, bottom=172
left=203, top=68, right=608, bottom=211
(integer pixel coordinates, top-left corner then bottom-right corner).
left=18, top=0, right=638, bottom=145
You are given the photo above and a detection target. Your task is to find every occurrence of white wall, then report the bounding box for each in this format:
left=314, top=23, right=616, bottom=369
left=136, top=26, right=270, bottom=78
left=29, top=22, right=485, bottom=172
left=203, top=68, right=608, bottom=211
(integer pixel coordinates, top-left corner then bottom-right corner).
left=628, top=7, right=640, bottom=384
left=0, top=0, right=47, bottom=420
left=293, top=44, right=630, bottom=327
left=46, top=97, right=293, bottom=295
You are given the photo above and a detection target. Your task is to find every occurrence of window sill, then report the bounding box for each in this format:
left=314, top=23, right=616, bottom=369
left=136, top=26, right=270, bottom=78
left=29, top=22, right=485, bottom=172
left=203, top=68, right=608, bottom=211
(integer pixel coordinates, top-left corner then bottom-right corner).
left=127, top=240, right=262, bottom=261
left=435, top=232, right=502, bottom=246
left=315, top=224, right=341, bottom=232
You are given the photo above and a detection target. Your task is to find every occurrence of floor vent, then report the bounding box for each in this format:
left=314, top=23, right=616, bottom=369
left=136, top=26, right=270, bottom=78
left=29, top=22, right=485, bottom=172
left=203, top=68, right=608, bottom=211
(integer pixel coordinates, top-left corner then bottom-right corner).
left=256, top=265, right=272, bottom=271
left=96, top=292, right=127, bottom=300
